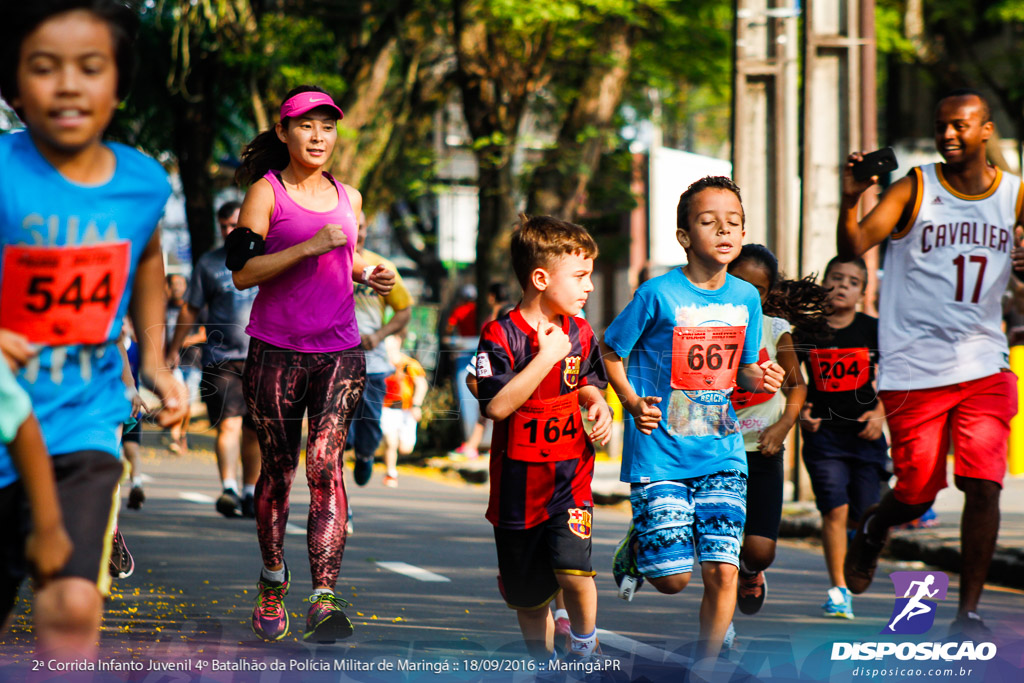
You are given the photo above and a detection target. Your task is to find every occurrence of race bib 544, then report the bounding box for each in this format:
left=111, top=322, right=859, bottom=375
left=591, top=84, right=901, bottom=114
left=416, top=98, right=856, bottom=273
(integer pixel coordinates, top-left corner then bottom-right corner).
left=0, top=243, right=130, bottom=346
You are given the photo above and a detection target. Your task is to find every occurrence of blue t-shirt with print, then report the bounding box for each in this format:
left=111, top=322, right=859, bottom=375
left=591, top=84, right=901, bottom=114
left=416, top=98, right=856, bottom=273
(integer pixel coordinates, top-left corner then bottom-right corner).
left=0, top=132, right=171, bottom=488
left=603, top=268, right=763, bottom=483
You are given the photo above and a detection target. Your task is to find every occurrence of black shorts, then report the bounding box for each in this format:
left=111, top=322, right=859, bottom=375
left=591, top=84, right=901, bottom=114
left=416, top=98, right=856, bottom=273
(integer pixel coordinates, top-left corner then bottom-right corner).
left=0, top=450, right=124, bottom=622
left=122, top=419, right=141, bottom=445
left=201, top=360, right=252, bottom=428
left=493, top=508, right=595, bottom=611
left=802, top=425, right=888, bottom=518
left=744, top=449, right=785, bottom=541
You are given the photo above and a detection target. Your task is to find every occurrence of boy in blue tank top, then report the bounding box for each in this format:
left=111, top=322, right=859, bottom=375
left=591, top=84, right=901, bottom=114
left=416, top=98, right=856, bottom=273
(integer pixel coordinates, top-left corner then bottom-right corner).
left=0, top=2, right=187, bottom=659
left=601, top=176, right=784, bottom=661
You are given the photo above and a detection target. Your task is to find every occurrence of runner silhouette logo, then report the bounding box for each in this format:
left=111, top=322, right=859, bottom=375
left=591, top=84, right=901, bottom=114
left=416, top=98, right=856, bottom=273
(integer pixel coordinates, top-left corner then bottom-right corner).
left=883, top=571, right=949, bottom=635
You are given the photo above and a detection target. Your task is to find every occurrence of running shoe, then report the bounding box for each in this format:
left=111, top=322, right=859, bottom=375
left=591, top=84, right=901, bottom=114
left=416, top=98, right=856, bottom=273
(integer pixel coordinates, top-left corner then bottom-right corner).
left=108, top=528, right=135, bottom=579
left=844, top=503, right=888, bottom=594
left=303, top=592, right=354, bottom=643
left=822, top=586, right=854, bottom=619
left=948, top=612, right=992, bottom=641
left=448, top=444, right=479, bottom=460
left=611, top=523, right=643, bottom=601
left=216, top=488, right=243, bottom=518
left=555, top=614, right=572, bottom=640
left=252, top=565, right=290, bottom=641
left=354, top=453, right=374, bottom=486
left=127, top=484, right=145, bottom=510
left=241, top=493, right=256, bottom=519
left=737, top=569, right=767, bottom=615
left=722, top=621, right=737, bottom=652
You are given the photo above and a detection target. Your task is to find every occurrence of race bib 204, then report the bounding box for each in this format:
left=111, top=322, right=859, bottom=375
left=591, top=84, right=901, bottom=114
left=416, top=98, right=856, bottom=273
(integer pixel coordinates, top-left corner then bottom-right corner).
left=808, top=347, right=870, bottom=392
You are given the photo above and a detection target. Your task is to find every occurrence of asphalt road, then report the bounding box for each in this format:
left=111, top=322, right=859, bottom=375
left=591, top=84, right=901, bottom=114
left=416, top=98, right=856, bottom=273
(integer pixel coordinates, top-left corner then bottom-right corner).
left=3, top=448, right=1024, bottom=683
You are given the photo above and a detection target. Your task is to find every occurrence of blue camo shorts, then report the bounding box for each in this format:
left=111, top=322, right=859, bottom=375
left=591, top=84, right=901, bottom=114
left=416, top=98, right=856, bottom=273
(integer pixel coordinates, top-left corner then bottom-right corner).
left=629, top=469, right=747, bottom=577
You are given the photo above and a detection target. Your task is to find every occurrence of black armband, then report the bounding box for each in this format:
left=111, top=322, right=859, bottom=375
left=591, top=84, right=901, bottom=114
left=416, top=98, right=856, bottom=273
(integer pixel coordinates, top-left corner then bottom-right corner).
left=224, top=227, right=265, bottom=271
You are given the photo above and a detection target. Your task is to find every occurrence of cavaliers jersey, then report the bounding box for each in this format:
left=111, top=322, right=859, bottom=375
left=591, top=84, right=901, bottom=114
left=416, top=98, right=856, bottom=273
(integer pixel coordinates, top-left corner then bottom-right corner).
left=878, top=163, right=1023, bottom=390
left=475, top=308, right=608, bottom=530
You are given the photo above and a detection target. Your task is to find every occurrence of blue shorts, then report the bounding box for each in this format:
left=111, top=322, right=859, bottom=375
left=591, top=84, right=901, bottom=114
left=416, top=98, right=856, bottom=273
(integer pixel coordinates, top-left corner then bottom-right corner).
left=347, top=373, right=388, bottom=456
left=630, top=470, right=747, bottom=577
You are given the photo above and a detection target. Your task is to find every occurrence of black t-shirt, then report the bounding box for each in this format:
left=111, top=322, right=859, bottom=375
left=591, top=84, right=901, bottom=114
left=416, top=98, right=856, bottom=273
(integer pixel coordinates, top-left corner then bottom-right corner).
left=803, top=312, right=879, bottom=430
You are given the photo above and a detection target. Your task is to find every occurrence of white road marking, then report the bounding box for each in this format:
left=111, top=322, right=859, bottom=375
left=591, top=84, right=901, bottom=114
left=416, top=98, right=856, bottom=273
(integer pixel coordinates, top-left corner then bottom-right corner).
left=286, top=523, right=306, bottom=536
left=595, top=629, right=692, bottom=667
left=179, top=492, right=215, bottom=504
left=375, top=561, right=451, bottom=582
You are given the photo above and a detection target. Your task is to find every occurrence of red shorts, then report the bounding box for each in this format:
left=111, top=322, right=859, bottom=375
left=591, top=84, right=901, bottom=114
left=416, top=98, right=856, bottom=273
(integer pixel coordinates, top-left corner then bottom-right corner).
left=878, top=371, right=1017, bottom=505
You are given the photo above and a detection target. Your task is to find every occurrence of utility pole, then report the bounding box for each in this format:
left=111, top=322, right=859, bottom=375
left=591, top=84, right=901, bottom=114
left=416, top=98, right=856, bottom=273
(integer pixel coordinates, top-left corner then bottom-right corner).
left=801, top=0, right=878, bottom=303
left=732, top=0, right=801, bottom=276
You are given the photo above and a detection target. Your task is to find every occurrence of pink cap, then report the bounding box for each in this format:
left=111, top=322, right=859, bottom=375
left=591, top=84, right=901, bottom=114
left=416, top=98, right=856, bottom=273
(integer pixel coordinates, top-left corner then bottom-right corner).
left=279, top=92, right=344, bottom=121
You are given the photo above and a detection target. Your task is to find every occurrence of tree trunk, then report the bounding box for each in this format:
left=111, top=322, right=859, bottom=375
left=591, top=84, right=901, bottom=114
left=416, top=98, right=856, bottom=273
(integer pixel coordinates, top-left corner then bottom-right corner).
left=474, top=154, right=516, bottom=329
left=171, top=55, right=219, bottom=266
left=526, top=23, right=634, bottom=220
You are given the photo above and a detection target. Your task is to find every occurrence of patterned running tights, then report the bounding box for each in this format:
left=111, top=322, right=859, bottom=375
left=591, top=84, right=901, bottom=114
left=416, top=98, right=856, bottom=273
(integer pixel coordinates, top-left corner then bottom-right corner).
left=242, top=338, right=366, bottom=589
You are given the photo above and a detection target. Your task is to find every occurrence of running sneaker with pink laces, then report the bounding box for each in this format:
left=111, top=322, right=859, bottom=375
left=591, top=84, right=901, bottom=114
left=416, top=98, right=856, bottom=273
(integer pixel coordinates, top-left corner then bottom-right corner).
left=251, top=565, right=290, bottom=641
left=303, top=592, right=354, bottom=643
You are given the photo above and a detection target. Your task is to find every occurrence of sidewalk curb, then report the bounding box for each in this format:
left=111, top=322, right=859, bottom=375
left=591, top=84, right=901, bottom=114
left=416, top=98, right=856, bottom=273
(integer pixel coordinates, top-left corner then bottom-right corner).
left=778, top=515, right=1024, bottom=590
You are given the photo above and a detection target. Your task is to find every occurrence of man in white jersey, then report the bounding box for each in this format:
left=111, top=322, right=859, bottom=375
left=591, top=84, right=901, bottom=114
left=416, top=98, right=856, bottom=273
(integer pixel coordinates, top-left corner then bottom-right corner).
left=837, top=89, right=1024, bottom=640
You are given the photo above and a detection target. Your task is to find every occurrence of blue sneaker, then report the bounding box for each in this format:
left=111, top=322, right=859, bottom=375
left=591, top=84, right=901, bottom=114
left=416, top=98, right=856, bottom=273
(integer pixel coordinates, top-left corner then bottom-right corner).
left=612, top=523, right=643, bottom=601
left=822, top=586, right=854, bottom=619
left=722, top=621, right=737, bottom=651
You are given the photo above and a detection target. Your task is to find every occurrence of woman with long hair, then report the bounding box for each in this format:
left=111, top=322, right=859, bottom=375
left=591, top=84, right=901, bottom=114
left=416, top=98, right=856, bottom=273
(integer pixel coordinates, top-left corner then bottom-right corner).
left=231, top=85, right=394, bottom=643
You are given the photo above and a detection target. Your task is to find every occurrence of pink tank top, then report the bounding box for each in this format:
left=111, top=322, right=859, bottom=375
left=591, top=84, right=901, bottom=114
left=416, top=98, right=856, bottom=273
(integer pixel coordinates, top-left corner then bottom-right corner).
left=245, top=171, right=360, bottom=352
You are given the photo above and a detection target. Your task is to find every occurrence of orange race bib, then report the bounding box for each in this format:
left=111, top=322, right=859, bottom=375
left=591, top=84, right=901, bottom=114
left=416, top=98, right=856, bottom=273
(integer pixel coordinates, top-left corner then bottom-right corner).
left=508, top=393, right=585, bottom=462
left=731, top=347, right=773, bottom=409
left=809, top=348, right=870, bottom=392
left=0, top=243, right=131, bottom=346
left=671, top=325, right=745, bottom=392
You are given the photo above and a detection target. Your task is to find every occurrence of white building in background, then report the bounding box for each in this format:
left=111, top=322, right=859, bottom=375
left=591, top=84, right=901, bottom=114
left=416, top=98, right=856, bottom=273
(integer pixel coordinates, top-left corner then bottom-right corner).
left=648, top=147, right=733, bottom=272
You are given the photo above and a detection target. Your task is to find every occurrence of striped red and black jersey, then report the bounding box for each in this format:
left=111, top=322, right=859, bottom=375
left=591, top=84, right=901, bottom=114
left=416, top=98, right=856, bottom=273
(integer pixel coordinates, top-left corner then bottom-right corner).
left=475, top=308, right=608, bottom=529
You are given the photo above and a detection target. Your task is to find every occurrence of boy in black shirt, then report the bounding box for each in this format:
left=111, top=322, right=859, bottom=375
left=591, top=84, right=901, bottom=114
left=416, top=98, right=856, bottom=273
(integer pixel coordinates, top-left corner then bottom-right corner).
left=799, top=256, right=887, bottom=619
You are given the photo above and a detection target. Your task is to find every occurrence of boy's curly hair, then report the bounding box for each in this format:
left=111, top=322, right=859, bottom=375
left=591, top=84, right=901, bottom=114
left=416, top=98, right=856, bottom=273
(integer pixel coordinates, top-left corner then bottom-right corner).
left=729, top=244, right=833, bottom=355
left=766, top=276, right=834, bottom=355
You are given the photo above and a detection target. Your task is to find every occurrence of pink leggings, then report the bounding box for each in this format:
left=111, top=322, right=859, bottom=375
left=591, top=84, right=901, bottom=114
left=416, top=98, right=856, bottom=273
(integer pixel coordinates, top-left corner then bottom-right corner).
left=243, top=338, right=366, bottom=589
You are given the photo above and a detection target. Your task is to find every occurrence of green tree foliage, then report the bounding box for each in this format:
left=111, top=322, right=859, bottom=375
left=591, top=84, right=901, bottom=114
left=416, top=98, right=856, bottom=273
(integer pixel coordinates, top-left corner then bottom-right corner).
left=114, top=0, right=734, bottom=295
left=876, top=0, right=1024, bottom=165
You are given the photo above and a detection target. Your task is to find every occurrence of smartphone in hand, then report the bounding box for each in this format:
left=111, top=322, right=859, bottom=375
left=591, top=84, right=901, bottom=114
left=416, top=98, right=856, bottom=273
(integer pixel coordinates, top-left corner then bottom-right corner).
left=852, top=147, right=898, bottom=182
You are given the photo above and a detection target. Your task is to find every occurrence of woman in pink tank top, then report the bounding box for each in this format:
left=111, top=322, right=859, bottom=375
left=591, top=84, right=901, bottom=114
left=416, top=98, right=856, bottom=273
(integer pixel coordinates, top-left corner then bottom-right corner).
left=230, top=85, right=394, bottom=644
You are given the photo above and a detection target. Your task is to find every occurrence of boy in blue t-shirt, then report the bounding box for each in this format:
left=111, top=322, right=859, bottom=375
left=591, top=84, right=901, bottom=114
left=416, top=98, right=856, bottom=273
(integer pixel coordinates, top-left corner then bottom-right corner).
left=601, top=176, right=784, bottom=660
left=0, top=2, right=187, bottom=659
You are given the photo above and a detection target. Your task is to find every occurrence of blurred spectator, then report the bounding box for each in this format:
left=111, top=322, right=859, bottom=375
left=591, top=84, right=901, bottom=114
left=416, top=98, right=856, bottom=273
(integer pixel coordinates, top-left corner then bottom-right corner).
left=380, top=335, right=428, bottom=487
left=165, top=273, right=204, bottom=454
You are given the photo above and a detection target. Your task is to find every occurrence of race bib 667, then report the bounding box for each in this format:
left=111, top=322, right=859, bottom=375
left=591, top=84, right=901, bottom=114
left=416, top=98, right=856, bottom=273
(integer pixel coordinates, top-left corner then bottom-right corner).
left=671, top=325, right=746, bottom=392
